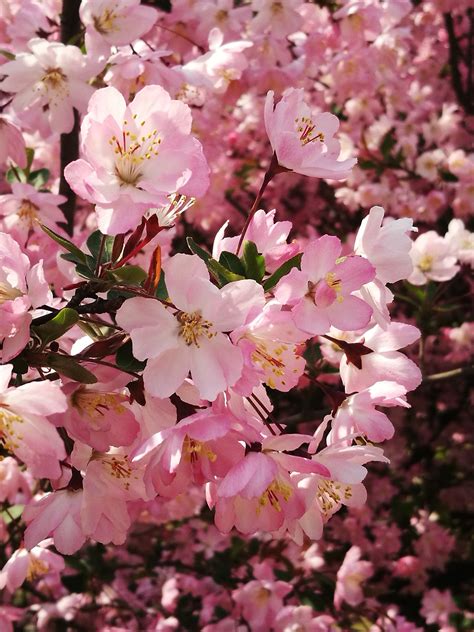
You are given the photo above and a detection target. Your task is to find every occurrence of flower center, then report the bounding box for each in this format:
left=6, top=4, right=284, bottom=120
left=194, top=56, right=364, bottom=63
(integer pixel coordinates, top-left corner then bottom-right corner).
left=271, top=2, right=284, bottom=15
left=257, top=479, right=292, bottom=513
left=93, top=8, right=119, bottom=34
left=325, top=272, right=344, bottom=302
left=26, top=556, right=49, bottom=581
left=18, top=199, right=39, bottom=229
left=71, top=388, right=127, bottom=427
left=177, top=311, right=215, bottom=347
left=41, top=67, right=67, bottom=91
left=110, top=117, right=161, bottom=187
left=0, top=282, right=24, bottom=305
left=183, top=436, right=217, bottom=463
left=0, top=407, right=24, bottom=453
left=215, top=9, right=228, bottom=22
left=295, top=116, right=325, bottom=146
left=418, top=254, right=433, bottom=272
left=317, top=479, right=352, bottom=517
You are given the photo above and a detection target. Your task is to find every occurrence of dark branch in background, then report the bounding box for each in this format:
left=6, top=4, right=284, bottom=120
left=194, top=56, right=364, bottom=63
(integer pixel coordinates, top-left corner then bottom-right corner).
left=444, top=10, right=474, bottom=116
left=59, top=0, right=82, bottom=235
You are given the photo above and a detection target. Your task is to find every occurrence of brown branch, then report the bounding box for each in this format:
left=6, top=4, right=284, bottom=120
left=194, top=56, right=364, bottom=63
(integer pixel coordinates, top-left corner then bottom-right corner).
left=444, top=12, right=474, bottom=115
left=58, top=0, right=82, bottom=235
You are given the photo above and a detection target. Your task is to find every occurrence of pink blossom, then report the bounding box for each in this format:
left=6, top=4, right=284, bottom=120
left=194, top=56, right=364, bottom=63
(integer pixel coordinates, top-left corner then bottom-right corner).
left=275, top=235, right=375, bottom=335
left=23, top=489, right=86, bottom=555
left=0, top=182, right=66, bottom=244
left=264, top=88, right=357, bottom=179
left=0, top=456, right=31, bottom=503
left=65, top=86, right=209, bottom=234
left=0, top=364, right=67, bottom=478
left=330, top=381, right=410, bottom=443
left=0, top=232, right=51, bottom=361
left=232, top=577, right=293, bottom=632
left=333, top=545, right=373, bottom=609
left=60, top=383, right=139, bottom=452
left=250, top=0, right=303, bottom=39
left=339, top=322, right=422, bottom=392
left=0, top=541, right=64, bottom=592
left=408, top=231, right=459, bottom=285
left=0, top=38, right=99, bottom=134
left=117, top=254, right=264, bottom=401
left=421, top=589, right=458, bottom=626
left=0, top=116, right=27, bottom=168
left=212, top=209, right=300, bottom=273
left=445, top=218, right=474, bottom=267
left=80, top=0, right=158, bottom=58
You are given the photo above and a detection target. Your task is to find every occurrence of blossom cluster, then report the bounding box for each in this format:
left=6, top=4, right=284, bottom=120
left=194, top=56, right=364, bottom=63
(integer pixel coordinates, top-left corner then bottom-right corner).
left=0, top=0, right=472, bottom=629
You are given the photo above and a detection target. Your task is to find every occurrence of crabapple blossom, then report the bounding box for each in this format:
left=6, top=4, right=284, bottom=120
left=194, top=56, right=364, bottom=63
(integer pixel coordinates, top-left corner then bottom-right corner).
left=79, top=0, right=158, bottom=58
left=0, top=117, right=27, bottom=168
left=117, top=254, right=264, bottom=400
left=275, top=235, right=375, bottom=335
left=0, top=541, right=64, bottom=592
left=0, top=39, right=99, bottom=134
left=339, top=321, right=422, bottom=392
left=0, top=364, right=67, bottom=479
left=408, top=231, right=459, bottom=285
left=64, top=85, right=209, bottom=234
left=0, top=232, right=52, bottom=361
left=264, top=88, right=357, bottom=179
left=445, top=218, right=474, bottom=267
left=334, top=546, right=373, bottom=609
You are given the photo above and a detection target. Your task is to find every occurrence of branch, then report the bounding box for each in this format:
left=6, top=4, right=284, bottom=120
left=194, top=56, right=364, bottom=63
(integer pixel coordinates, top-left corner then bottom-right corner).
left=58, top=0, right=82, bottom=235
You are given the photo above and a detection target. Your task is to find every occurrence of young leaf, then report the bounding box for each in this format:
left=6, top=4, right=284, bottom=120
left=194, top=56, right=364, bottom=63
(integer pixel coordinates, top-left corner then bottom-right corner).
left=108, top=265, right=147, bottom=284
left=219, top=250, right=246, bottom=276
left=28, top=168, right=50, bottom=188
left=44, top=353, right=98, bottom=384
left=33, top=308, right=79, bottom=346
left=116, top=340, right=146, bottom=372
left=262, top=253, right=302, bottom=291
left=40, top=224, right=87, bottom=263
left=242, top=241, right=265, bottom=282
left=187, top=236, right=211, bottom=262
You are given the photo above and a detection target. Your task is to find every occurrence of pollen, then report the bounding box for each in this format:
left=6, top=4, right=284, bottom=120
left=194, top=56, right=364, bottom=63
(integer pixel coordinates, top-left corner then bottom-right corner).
left=295, top=116, right=325, bottom=146
left=325, top=272, right=344, bottom=303
left=72, top=388, right=126, bottom=426
left=0, top=407, right=24, bottom=453
left=183, top=436, right=217, bottom=463
left=17, top=199, right=40, bottom=229
left=111, top=122, right=161, bottom=187
left=317, top=479, right=352, bottom=517
left=418, top=254, right=434, bottom=272
left=257, top=479, right=292, bottom=514
left=176, top=311, right=216, bottom=347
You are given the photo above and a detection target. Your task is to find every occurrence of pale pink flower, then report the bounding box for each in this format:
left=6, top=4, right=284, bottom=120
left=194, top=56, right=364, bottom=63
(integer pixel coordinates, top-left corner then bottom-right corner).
left=194, top=0, right=252, bottom=42
left=0, top=232, right=52, bottom=361
left=274, top=605, right=337, bottom=632
left=212, top=209, right=300, bottom=273
left=354, top=206, right=416, bottom=284
left=0, top=456, right=32, bottom=504
left=233, top=578, right=293, bottom=632
left=182, top=28, right=252, bottom=94
left=250, top=0, right=303, bottom=39
left=0, top=541, right=64, bottom=592
left=23, top=489, right=86, bottom=555
left=0, top=182, right=66, bottom=244
left=334, top=546, right=373, bottom=609
left=275, top=235, right=375, bottom=335
left=231, top=303, right=307, bottom=394
left=415, top=149, right=445, bottom=181
left=421, top=589, right=458, bottom=626
left=59, top=383, right=139, bottom=452
left=339, top=321, right=422, bottom=392
left=117, top=254, right=264, bottom=401
left=264, top=88, right=357, bottom=179
left=64, top=86, right=209, bottom=234
left=0, top=116, right=27, bottom=168
left=0, top=364, right=67, bottom=478
left=0, top=38, right=99, bottom=134
left=408, top=231, right=459, bottom=285
left=445, top=218, right=474, bottom=267
left=330, top=381, right=410, bottom=443
left=210, top=434, right=329, bottom=535
left=80, top=0, right=158, bottom=58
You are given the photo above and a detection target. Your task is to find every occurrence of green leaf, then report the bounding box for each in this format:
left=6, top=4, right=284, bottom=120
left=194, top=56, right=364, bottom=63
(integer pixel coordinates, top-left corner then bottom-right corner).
left=116, top=340, right=146, bottom=372
left=109, top=265, right=147, bottom=284
left=6, top=167, right=26, bottom=183
left=86, top=230, right=115, bottom=264
left=207, top=259, right=245, bottom=286
left=40, top=224, right=87, bottom=263
left=219, top=251, right=246, bottom=276
left=44, top=353, right=98, bottom=383
left=357, top=159, right=378, bottom=170
left=25, top=147, right=35, bottom=174
left=33, top=308, right=79, bottom=346
left=75, top=263, right=95, bottom=279
left=0, top=48, right=15, bottom=60
left=1, top=504, right=23, bottom=524
left=242, top=241, right=265, bottom=282
left=187, top=237, right=244, bottom=285
left=187, top=237, right=211, bottom=262
left=155, top=270, right=168, bottom=300
left=439, top=169, right=459, bottom=182
left=263, top=253, right=302, bottom=291
left=60, top=252, right=87, bottom=266
left=28, top=168, right=49, bottom=188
